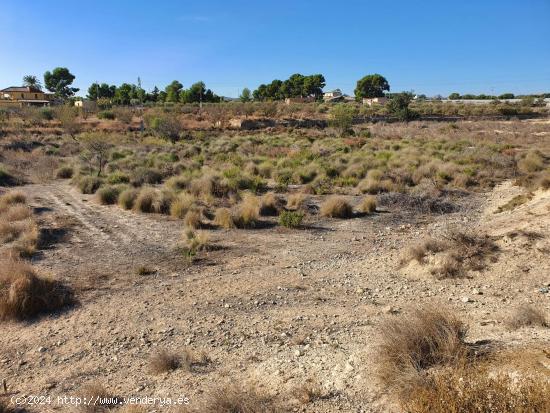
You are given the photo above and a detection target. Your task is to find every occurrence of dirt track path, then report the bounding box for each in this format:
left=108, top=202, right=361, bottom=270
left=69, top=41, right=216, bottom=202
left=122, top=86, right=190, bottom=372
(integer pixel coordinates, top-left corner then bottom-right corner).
left=2, top=181, right=548, bottom=412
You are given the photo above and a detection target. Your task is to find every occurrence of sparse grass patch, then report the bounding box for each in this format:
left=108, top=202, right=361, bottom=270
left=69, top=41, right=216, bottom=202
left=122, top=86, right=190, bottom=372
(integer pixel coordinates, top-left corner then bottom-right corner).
left=286, top=193, right=307, bottom=211
left=506, top=304, right=548, bottom=329
left=357, top=195, right=377, bottom=214
left=78, top=382, right=119, bottom=413
left=136, top=265, right=155, bottom=276
left=96, top=185, right=124, bottom=205
left=75, top=175, right=103, bottom=194
left=55, top=165, right=74, bottom=179
left=233, top=194, right=260, bottom=228
left=259, top=192, right=281, bottom=216
left=377, top=306, right=469, bottom=395
left=403, top=363, right=550, bottom=413
left=196, top=383, right=282, bottom=413
left=214, top=207, right=235, bottom=229
left=320, top=196, right=353, bottom=218
left=149, top=350, right=182, bottom=374
left=170, top=193, right=195, bottom=218
left=0, top=259, right=73, bottom=321
left=496, top=192, right=533, bottom=213
left=401, top=231, right=499, bottom=278
left=118, top=188, right=138, bottom=210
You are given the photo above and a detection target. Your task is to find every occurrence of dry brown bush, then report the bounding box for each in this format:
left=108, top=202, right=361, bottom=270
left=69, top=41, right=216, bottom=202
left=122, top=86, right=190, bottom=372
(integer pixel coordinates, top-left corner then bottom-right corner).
left=0, top=259, right=73, bottom=321
left=232, top=194, right=260, bottom=228
left=149, top=350, right=183, bottom=374
left=377, top=306, right=469, bottom=395
left=286, top=193, right=307, bottom=210
left=506, top=305, right=548, bottom=329
left=214, top=207, right=235, bottom=229
left=193, top=383, right=282, bottom=413
left=78, top=382, right=119, bottom=413
left=183, top=207, right=202, bottom=229
left=170, top=193, right=195, bottom=218
left=357, top=195, right=377, bottom=214
left=402, top=231, right=499, bottom=279
left=320, top=196, right=353, bottom=218
left=403, top=364, right=550, bottom=413
left=259, top=192, right=281, bottom=216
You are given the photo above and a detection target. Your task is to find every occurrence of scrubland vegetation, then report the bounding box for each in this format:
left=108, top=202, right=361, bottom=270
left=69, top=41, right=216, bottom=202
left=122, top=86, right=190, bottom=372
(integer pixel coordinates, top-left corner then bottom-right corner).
left=0, top=102, right=549, bottom=413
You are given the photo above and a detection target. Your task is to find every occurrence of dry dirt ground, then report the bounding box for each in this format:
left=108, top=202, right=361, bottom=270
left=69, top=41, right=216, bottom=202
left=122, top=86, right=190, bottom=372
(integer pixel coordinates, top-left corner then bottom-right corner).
left=1, top=180, right=549, bottom=412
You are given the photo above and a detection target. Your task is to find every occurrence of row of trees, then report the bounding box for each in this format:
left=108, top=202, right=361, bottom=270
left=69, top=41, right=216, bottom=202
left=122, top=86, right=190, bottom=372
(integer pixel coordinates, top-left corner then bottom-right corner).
left=252, top=74, right=326, bottom=101
left=87, top=80, right=220, bottom=105
left=23, top=68, right=79, bottom=99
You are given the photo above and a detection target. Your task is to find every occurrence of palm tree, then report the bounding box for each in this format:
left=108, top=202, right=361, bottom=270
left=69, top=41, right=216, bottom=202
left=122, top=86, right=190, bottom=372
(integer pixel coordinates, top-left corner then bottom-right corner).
left=22, top=75, right=42, bottom=90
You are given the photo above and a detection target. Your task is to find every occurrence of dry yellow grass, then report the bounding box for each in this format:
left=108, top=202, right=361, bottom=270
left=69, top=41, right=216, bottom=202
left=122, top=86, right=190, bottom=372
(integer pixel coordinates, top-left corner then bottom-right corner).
left=320, top=196, right=353, bottom=218
left=286, top=193, right=307, bottom=210
left=377, top=306, right=469, bottom=395
left=233, top=194, right=260, bottom=228
left=357, top=195, right=377, bottom=214
left=214, top=207, right=235, bottom=229
left=506, top=304, right=548, bottom=329
left=0, top=259, right=73, bottom=321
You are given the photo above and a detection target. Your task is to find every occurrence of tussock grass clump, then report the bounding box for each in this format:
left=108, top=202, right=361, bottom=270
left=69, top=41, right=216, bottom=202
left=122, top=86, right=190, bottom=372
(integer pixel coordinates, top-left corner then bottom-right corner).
left=133, top=187, right=174, bottom=214
left=96, top=185, right=124, bottom=205
left=152, top=190, right=174, bottom=214
left=55, top=165, right=74, bottom=179
left=0, top=191, right=26, bottom=209
left=286, top=193, right=307, bottom=211
left=517, top=150, right=545, bottom=173
left=357, top=195, right=377, bottom=214
left=214, top=208, right=235, bottom=229
left=136, top=265, right=155, bottom=276
left=170, top=193, right=195, bottom=218
left=358, top=169, right=393, bottom=194
left=183, top=207, right=202, bottom=228
left=76, top=176, right=103, bottom=194
left=403, top=364, right=550, bottom=413
left=197, top=384, right=282, bottom=413
left=78, top=382, right=120, bottom=413
left=320, top=196, right=353, bottom=218
left=106, top=170, right=129, bottom=184
left=133, top=187, right=157, bottom=213
left=377, top=306, right=469, bottom=395
left=279, top=210, right=304, bottom=228
left=118, top=188, right=138, bottom=210
left=259, top=192, right=281, bottom=216
left=233, top=194, right=260, bottom=228
left=506, top=305, right=548, bottom=329
left=182, top=229, right=210, bottom=260
left=402, top=231, right=499, bottom=279
left=149, top=350, right=182, bottom=374
left=0, top=259, right=73, bottom=321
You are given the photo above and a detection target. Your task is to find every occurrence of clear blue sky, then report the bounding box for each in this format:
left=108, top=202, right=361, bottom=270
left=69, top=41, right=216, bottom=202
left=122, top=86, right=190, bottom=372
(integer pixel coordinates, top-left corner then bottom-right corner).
left=1, top=0, right=549, bottom=97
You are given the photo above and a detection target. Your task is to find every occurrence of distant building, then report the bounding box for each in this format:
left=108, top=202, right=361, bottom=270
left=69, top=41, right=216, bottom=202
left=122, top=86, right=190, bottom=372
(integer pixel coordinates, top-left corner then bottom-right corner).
left=0, top=86, right=54, bottom=107
left=74, top=99, right=97, bottom=111
left=284, top=97, right=315, bottom=105
left=362, top=97, right=389, bottom=106
left=323, top=89, right=343, bottom=102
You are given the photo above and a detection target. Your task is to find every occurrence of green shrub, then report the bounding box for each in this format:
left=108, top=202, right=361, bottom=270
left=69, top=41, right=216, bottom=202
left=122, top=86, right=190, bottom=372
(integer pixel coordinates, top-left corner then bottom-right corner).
left=118, top=188, right=138, bottom=210
left=76, top=176, right=103, bottom=194
left=96, top=185, right=125, bottom=205
left=107, top=171, right=130, bottom=184
left=98, top=110, right=116, bottom=120
left=55, top=166, right=74, bottom=179
left=279, top=211, right=304, bottom=228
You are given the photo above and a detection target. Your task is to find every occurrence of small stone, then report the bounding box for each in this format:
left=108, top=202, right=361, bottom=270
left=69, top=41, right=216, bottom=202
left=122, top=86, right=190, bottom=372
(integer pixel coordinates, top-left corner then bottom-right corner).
left=37, top=347, right=47, bottom=353
left=461, top=296, right=473, bottom=303
left=294, top=349, right=303, bottom=357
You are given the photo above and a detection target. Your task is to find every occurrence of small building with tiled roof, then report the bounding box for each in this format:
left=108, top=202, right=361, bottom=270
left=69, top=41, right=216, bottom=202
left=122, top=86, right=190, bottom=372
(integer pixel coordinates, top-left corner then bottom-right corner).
left=0, top=86, right=54, bottom=107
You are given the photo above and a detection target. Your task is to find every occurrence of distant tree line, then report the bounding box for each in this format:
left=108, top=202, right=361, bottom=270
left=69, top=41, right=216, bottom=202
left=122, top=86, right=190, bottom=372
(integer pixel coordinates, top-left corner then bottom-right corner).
left=252, top=73, right=326, bottom=101
left=86, top=80, right=220, bottom=105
